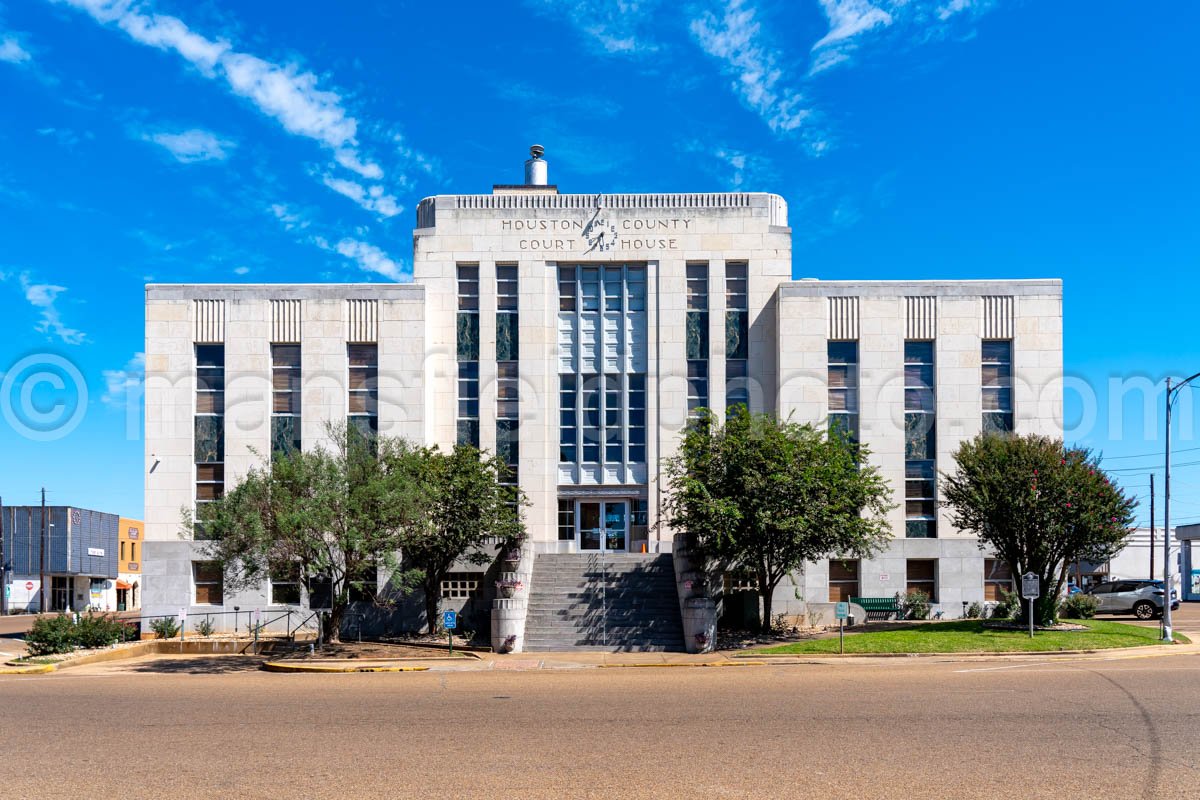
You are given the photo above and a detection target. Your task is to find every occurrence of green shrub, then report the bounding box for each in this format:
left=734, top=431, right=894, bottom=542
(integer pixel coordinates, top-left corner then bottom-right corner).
left=73, top=612, right=131, bottom=649
left=965, top=602, right=984, bottom=619
left=991, top=587, right=1021, bottom=620
left=150, top=616, right=181, bottom=639
left=1060, top=592, right=1099, bottom=620
left=196, top=616, right=216, bottom=637
left=25, top=614, right=78, bottom=656
left=898, top=590, right=931, bottom=620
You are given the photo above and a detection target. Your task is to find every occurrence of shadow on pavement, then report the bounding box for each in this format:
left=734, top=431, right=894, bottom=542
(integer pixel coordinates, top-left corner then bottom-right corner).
left=125, top=656, right=265, bottom=674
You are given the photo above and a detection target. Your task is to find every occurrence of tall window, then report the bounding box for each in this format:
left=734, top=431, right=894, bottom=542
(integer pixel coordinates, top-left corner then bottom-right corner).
left=725, top=262, right=749, bottom=410
left=827, top=341, right=859, bottom=443
left=347, top=344, right=378, bottom=438
left=984, top=558, right=1013, bottom=601
left=907, top=559, right=937, bottom=602
left=271, top=344, right=301, bottom=458
left=194, top=344, right=224, bottom=538
left=270, top=565, right=301, bottom=605
left=982, top=340, right=1014, bottom=434
left=457, top=264, right=480, bottom=447
left=558, top=500, right=575, bottom=541
left=829, top=559, right=860, bottom=602
left=557, top=264, right=647, bottom=467
left=496, top=264, right=519, bottom=487
left=686, top=263, right=709, bottom=417
left=193, top=562, right=224, bottom=605
left=904, top=341, right=937, bottom=539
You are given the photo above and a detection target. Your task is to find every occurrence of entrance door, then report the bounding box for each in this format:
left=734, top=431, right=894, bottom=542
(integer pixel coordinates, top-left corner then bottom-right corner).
left=578, top=501, right=628, bottom=553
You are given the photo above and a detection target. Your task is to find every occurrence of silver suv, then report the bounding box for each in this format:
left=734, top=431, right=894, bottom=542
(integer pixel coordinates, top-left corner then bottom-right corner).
left=1085, top=579, right=1180, bottom=620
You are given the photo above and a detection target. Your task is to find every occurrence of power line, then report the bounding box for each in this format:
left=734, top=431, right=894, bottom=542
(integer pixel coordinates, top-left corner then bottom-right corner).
left=1098, top=445, right=1200, bottom=462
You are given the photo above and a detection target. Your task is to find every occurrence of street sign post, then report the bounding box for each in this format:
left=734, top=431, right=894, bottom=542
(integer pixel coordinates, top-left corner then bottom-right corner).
left=443, top=610, right=457, bottom=656
left=835, top=602, right=849, bottom=654
left=1021, top=572, right=1040, bottom=639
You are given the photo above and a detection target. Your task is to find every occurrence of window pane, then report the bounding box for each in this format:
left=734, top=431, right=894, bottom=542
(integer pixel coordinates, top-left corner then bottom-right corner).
left=196, top=345, right=225, bottom=368
left=196, top=391, right=224, bottom=414
left=686, top=311, right=708, bottom=360
left=194, top=416, right=224, bottom=463
left=726, top=311, right=748, bottom=359
left=828, top=341, right=857, bottom=364
left=904, top=341, right=933, bottom=363
left=904, top=414, right=936, bottom=460
left=497, top=313, right=519, bottom=361
left=347, top=345, right=377, bottom=367
left=982, top=340, right=1012, bottom=364
left=271, top=416, right=301, bottom=456
left=272, top=344, right=301, bottom=367
left=456, top=313, right=480, bottom=361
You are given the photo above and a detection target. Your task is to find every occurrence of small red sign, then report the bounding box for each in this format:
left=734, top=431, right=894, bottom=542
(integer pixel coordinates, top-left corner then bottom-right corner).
left=25, top=581, right=34, bottom=590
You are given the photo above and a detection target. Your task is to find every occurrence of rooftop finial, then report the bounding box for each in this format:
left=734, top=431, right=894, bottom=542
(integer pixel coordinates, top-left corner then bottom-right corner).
left=530, top=144, right=545, bottom=160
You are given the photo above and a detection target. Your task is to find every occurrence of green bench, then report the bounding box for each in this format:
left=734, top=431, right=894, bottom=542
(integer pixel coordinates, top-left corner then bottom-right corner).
left=850, top=597, right=900, bottom=621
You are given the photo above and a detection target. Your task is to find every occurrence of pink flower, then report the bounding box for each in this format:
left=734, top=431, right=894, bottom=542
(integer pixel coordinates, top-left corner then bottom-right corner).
left=1066, top=503, right=1072, bottom=507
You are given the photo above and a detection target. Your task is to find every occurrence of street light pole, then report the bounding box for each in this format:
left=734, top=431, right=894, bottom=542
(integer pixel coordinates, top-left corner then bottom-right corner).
left=1163, top=371, right=1200, bottom=642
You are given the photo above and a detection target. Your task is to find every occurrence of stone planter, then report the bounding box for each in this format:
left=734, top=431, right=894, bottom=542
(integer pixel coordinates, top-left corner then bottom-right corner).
left=491, top=598, right=525, bottom=654
left=679, top=570, right=706, bottom=598
left=682, top=597, right=718, bottom=654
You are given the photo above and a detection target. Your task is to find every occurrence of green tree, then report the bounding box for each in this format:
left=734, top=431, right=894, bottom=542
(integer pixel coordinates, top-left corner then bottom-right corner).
left=941, top=434, right=1136, bottom=626
left=397, top=443, right=526, bottom=634
left=186, top=423, right=425, bottom=643
left=662, top=408, right=894, bottom=630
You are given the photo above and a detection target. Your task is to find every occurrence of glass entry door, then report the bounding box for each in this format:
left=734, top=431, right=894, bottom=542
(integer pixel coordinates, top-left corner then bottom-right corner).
left=578, top=500, right=628, bottom=552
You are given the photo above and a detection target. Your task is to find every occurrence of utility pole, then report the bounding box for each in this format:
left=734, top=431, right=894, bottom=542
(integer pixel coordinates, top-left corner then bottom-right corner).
left=1150, top=474, right=1156, bottom=579
left=39, top=487, right=46, bottom=614
left=0, top=494, right=7, bottom=616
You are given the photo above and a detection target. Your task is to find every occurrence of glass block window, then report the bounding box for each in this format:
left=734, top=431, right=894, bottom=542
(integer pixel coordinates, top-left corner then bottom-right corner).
left=195, top=344, right=224, bottom=537
left=982, top=340, right=1014, bottom=434
left=904, top=340, right=936, bottom=538
left=557, top=264, right=647, bottom=468
left=827, top=341, right=858, bottom=443
left=441, top=572, right=483, bottom=599
left=271, top=344, right=301, bottom=458
left=906, top=559, right=937, bottom=602
left=725, top=262, right=749, bottom=410
left=348, top=344, right=378, bottom=438
left=686, top=263, right=709, bottom=417
left=457, top=264, right=480, bottom=447
left=558, top=499, right=575, bottom=541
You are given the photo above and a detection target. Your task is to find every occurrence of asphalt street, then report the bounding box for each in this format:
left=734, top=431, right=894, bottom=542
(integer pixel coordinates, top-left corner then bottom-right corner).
left=2, top=649, right=1198, bottom=799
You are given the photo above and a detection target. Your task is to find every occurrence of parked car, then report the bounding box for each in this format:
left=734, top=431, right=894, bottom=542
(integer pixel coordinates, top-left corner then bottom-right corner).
left=1085, top=579, right=1180, bottom=619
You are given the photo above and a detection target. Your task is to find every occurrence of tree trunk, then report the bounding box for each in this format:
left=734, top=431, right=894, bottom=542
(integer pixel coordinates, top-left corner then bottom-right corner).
left=424, top=579, right=440, bottom=636
left=326, top=603, right=344, bottom=645
left=760, top=588, right=773, bottom=633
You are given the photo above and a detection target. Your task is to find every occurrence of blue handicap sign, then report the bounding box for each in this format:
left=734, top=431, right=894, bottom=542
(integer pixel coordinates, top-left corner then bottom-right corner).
left=443, top=610, right=457, bottom=630
left=835, top=602, right=849, bottom=620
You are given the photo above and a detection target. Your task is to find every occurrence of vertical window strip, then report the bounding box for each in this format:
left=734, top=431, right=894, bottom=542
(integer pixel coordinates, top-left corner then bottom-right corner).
left=194, top=344, right=225, bottom=539
left=557, top=264, right=648, bottom=466
left=982, top=339, right=1014, bottom=434
left=686, top=263, right=709, bottom=417
left=348, top=343, right=379, bottom=438
left=725, top=262, right=749, bottom=410
left=497, top=265, right=519, bottom=486
left=827, top=341, right=859, bottom=443
left=457, top=265, right=480, bottom=448
left=271, top=344, right=301, bottom=459
left=904, top=340, right=936, bottom=539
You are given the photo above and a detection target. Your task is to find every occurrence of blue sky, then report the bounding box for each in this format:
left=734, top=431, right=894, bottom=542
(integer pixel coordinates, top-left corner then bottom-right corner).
left=0, top=0, right=1197, bottom=526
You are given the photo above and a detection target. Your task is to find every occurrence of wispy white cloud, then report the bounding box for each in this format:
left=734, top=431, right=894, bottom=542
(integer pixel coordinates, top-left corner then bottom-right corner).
left=810, top=0, right=893, bottom=74
left=6, top=272, right=88, bottom=344
left=331, top=238, right=406, bottom=281
left=140, top=127, right=234, bottom=163
left=321, top=175, right=402, bottom=218
left=0, top=32, right=32, bottom=64
left=525, top=0, right=664, bottom=55
left=102, top=352, right=144, bottom=407
left=233, top=266, right=250, bottom=276
left=58, top=1, right=419, bottom=208
left=269, top=202, right=310, bottom=231
left=680, top=140, right=774, bottom=189
left=690, top=0, right=818, bottom=143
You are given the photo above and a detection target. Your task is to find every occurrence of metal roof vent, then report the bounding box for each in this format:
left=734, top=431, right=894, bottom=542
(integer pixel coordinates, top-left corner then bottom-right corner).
left=524, top=144, right=547, bottom=186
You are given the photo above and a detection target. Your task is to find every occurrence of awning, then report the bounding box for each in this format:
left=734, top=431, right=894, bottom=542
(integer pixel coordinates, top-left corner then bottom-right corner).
left=115, top=580, right=133, bottom=590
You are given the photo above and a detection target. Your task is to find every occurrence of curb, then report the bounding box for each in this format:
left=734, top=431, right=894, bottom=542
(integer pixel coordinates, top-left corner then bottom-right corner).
left=261, top=661, right=431, bottom=674
left=729, top=643, right=1198, bottom=660
left=597, top=660, right=766, bottom=669
left=0, top=663, right=56, bottom=675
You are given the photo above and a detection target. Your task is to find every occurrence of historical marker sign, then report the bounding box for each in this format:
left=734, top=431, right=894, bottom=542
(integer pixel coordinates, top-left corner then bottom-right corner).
left=1021, top=572, right=1040, bottom=599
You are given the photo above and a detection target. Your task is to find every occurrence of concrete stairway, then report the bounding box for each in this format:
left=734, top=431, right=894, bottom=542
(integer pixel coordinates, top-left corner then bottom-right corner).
left=523, top=553, right=685, bottom=652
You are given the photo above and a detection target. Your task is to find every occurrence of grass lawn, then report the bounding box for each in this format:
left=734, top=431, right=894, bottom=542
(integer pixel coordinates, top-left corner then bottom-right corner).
left=751, top=620, right=1191, bottom=655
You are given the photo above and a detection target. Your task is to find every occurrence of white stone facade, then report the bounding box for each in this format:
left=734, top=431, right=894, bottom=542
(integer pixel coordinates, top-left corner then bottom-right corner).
left=142, top=178, right=1063, bottom=627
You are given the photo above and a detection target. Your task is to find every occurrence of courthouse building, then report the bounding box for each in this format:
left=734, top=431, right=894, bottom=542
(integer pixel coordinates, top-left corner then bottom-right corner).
left=142, top=148, right=1063, bottom=642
